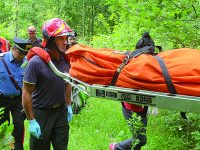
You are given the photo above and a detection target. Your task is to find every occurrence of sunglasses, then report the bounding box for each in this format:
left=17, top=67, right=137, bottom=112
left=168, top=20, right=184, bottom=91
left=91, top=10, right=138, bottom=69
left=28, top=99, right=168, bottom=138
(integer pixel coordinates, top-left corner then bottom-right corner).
left=17, top=49, right=28, bottom=55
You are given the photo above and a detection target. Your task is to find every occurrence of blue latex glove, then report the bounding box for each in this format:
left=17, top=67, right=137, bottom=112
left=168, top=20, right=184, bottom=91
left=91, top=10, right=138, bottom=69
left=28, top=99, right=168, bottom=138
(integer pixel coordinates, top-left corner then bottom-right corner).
left=29, top=119, right=41, bottom=139
left=67, top=105, right=73, bottom=122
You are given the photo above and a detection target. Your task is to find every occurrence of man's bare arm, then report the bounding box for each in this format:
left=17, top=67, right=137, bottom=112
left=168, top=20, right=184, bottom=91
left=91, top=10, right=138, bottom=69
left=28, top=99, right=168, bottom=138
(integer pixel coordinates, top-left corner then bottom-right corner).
left=22, top=82, right=35, bottom=120
left=65, top=83, right=71, bottom=105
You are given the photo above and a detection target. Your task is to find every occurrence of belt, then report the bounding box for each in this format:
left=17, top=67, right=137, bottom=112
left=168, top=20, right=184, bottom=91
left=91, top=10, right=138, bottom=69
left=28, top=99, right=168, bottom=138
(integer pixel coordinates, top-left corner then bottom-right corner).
left=42, top=103, right=65, bottom=110
left=0, top=93, right=21, bottom=99
left=52, top=103, right=63, bottom=109
left=8, top=95, right=21, bottom=99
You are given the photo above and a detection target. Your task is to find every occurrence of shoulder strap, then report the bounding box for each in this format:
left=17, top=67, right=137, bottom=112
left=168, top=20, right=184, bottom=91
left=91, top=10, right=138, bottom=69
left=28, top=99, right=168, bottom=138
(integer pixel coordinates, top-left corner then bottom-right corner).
left=0, top=57, right=22, bottom=93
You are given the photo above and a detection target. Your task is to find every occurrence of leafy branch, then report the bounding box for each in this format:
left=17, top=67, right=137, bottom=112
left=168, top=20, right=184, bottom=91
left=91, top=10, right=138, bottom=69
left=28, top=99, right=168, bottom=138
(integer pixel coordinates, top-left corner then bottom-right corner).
left=170, top=0, right=182, bottom=9
left=192, top=4, right=198, bottom=19
left=0, top=108, right=14, bottom=150
left=127, top=113, right=146, bottom=149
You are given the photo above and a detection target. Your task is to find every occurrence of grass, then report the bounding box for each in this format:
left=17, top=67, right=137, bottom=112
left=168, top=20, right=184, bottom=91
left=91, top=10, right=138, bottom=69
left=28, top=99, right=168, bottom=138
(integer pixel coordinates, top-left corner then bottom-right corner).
left=68, top=98, right=129, bottom=150
left=23, top=97, right=200, bottom=150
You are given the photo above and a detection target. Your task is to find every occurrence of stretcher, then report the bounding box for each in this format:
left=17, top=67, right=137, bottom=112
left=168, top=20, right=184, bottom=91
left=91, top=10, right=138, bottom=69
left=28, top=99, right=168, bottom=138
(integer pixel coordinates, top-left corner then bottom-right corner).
left=48, top=61, right=200, bottom=114
left=25, top=45, right=200, bottom=114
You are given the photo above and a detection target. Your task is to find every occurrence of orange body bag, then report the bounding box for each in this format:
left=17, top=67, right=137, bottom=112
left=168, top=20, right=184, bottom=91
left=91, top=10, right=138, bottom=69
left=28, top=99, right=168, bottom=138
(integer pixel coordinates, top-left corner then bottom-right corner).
left=66, top=44, right=200, bottom=97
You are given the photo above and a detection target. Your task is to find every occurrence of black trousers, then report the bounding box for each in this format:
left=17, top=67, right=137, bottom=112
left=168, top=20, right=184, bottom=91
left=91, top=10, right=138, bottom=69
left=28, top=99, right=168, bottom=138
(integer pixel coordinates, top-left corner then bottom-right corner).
left=0, top=95, right=25, bottom=150
left=30, top=105, right=69, bottom=150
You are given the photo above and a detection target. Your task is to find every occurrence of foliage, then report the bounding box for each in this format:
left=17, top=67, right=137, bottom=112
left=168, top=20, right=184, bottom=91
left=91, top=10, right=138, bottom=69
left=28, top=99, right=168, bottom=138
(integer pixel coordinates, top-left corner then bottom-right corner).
left=145, top=110, right=200, bottom=150
left=22, top=99, right=200, bottom=150
left=192, top=131, right=200, bottom=150
left=0, top=108, right=14, bottom=150
left=0, top=0, right=199, bottom=50
left=127, top=113, right=145, bottom=149
left=68, top=98, right=129, bottom=150
left=91, top=0, right=200, bottom=50
left=1, top=1, right=199, bottom=149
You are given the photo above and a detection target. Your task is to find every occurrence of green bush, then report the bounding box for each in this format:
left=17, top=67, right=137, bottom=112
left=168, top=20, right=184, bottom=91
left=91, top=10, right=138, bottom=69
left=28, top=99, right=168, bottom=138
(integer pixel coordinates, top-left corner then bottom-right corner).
left=0, top=108, right=14, bottom=150
left=127, top=113, right=145, bottom=149
left=144, top=110, right=200, bottom=150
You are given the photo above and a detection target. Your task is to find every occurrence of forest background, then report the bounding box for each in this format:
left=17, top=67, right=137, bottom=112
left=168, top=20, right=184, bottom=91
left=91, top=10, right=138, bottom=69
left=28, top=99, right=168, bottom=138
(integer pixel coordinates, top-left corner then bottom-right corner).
left=0, top=0, right=200, bottom=150
left=0, top=0, right=199, bottom=49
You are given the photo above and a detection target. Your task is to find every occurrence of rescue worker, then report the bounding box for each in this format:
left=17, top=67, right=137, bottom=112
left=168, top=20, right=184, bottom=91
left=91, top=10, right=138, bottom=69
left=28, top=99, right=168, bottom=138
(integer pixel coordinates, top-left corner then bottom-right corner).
left=68, top=30, right=77, bottom=47
left=22, top=18, right=73, bottom=150
left=27, top=26, right=42, bottom=47
left=0, top=37, right=33, bottom=150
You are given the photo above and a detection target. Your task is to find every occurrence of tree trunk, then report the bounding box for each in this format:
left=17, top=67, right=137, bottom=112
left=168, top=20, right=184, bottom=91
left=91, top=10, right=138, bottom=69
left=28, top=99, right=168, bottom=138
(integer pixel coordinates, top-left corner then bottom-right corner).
left=14, top=0, right=19, bottom=37
left=82, top=0, right=85, bottom=37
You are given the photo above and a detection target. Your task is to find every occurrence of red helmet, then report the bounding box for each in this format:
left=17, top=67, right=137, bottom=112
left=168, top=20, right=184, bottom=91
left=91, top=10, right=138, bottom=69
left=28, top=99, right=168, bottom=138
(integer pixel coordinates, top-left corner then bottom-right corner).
left=41, top=18, right=73, bottom=48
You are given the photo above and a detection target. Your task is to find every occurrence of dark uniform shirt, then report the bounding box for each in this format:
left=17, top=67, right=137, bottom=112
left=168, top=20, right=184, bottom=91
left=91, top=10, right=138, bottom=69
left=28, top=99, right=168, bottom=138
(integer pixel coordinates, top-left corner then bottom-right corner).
left=28, top=38, right=42, bottom=47
left=23, top=55, right=70, bottom=108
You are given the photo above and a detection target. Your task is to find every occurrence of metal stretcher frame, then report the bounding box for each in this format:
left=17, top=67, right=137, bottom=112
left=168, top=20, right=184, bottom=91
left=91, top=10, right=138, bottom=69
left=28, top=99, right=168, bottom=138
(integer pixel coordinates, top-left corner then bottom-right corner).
left=49, top=61, right=200, bottom=114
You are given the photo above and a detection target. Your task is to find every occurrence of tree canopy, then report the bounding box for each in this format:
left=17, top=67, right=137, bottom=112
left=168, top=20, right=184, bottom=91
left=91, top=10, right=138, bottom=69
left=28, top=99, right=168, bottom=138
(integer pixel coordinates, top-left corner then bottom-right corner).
left=0, top=0, right=199, bottom=49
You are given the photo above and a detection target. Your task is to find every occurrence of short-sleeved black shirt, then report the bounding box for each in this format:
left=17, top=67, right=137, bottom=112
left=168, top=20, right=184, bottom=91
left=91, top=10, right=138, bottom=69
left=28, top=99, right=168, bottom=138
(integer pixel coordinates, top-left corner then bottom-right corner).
left=23, top=55, right=70, bottom=109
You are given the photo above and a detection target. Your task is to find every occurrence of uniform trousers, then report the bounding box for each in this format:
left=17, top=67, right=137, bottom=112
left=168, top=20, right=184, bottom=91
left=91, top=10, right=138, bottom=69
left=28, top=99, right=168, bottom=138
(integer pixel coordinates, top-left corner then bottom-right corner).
left=30, top=104, right=69, bottom=150
left=0, top=95, right=25, bottom=150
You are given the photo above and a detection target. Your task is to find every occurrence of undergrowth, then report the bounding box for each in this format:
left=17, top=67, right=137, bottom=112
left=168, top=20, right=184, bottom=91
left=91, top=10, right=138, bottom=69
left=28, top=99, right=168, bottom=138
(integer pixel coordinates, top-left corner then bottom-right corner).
left=22, top=98, right=200, bottom=150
